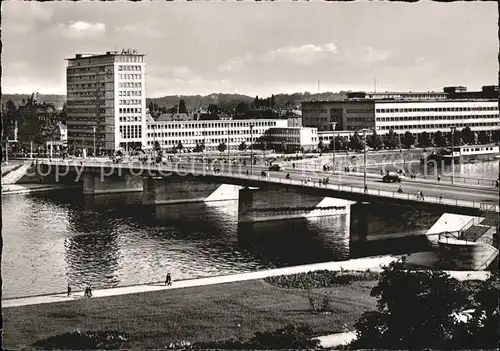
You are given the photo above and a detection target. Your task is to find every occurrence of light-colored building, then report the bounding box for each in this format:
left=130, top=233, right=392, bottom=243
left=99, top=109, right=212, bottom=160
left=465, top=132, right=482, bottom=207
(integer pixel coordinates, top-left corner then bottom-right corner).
left=66, top=49, right=146, bottom=153
left=346, top=91, right=448, bottom=100
left=302, top=99, right=500, bottom=137
left=145, top=118, right=288, bottom=151
left=264, top=127, right=319, bottom=152
left=52, top=122, right=68, bottom=145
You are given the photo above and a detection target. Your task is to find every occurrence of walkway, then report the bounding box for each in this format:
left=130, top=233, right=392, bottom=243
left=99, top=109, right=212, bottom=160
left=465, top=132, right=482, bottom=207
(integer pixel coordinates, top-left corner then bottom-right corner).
left=3, top=255, right=491, bottom=309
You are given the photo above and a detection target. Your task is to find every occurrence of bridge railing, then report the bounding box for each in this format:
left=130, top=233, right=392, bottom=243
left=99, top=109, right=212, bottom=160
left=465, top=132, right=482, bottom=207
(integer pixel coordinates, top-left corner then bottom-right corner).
left=38, top=159, right=498, bottom=212
left=432, top=174, right=497, bottom=187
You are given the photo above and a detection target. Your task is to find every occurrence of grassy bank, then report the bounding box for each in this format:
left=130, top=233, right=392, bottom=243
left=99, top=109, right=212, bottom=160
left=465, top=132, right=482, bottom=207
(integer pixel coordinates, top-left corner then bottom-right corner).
left=3, top=278, right=378, bottom=349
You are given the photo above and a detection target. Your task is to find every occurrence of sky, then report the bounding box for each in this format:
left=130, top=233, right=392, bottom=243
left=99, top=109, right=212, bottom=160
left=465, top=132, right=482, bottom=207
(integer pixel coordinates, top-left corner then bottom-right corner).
left=2, top=1, right=498, bottom=98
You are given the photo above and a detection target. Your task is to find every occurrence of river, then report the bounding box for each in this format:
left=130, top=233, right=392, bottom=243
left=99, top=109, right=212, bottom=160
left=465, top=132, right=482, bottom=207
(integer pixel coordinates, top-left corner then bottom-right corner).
left=2, top=161, right=498, bottom=298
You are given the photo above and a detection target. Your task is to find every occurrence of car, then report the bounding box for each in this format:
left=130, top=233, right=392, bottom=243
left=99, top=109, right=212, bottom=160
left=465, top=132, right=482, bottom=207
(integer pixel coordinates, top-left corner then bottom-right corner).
left=269, top=164, right=283, bottom=171
left=382, top=172, right=404, bottom=183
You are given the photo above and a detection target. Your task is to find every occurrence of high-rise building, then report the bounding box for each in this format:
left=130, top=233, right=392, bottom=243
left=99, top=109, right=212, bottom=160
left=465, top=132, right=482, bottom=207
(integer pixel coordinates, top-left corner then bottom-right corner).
left=65, top=49, right=146, bottom=154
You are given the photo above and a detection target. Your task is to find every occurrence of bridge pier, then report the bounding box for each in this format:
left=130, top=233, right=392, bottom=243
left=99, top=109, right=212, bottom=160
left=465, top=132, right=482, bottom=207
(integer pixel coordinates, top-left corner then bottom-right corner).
left=237, top=187, right=348, bottom=223
left=142, top=175, right=242, bottom=205
left=83, top=173, right=143, bottom=195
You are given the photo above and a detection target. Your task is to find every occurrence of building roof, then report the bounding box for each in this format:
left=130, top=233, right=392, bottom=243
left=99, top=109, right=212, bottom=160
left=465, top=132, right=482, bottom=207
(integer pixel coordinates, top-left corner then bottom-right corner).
left=156, top=113, right=190, bottom=121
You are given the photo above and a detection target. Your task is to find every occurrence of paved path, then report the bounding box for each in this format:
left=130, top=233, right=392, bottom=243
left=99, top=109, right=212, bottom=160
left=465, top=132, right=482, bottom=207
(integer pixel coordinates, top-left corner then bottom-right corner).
left=2, top=183, right=80, bottom=195
left=3, top=256, right=401, bottom=308
left=3, top=254, right=491, bottom=309
left=315, top=331, right=358, bottom=348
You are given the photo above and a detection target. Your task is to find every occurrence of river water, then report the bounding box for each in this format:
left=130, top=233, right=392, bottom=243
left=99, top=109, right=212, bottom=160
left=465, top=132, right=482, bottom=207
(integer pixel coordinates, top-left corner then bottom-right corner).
left=2, top=161, right=498, bottom=298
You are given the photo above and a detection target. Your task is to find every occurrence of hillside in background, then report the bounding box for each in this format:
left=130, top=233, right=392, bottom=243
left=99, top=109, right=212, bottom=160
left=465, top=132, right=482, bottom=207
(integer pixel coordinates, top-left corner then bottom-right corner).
left=2, top=91, right=350, bottom=111
left=146, top=91, right=349, bottom=109
left=1, top=94, right=66, bottom=110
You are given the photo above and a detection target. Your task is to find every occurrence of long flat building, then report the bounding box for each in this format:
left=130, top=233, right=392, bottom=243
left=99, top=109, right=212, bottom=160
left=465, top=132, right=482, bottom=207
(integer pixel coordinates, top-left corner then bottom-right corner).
left=302, top=98, right=499, bottom=137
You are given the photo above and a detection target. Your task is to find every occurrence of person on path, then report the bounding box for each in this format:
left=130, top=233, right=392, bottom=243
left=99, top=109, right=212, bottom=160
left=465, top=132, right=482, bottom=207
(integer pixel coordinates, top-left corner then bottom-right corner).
left=437, top=175, right=441, bottom=182
left=67, top=284, right=71, bottom=297
left=165, top=273, right=172, bottom=286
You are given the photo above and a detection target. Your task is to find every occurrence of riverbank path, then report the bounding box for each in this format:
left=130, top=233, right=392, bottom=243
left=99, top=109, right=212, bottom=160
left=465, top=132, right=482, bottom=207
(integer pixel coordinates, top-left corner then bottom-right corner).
left=3, top=255, right=490, bottom=308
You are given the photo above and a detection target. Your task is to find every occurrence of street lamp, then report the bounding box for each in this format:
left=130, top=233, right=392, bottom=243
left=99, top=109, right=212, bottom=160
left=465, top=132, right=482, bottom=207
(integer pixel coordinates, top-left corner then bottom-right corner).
left=450, top=126, right=456, bottom=184
left=250, top=124, right=254, bottom=176
left=93, top=126, right=96, bottom=158
left=359, top=129, right=371, bottom=191
left=330, top=122, right=337, bottom=173
left=227, top=122, right=230, bottom=165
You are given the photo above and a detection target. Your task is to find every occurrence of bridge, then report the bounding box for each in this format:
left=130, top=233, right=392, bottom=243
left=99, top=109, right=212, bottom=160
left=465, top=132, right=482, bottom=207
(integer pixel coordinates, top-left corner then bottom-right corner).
left=28, top=158, right=498, bottom=222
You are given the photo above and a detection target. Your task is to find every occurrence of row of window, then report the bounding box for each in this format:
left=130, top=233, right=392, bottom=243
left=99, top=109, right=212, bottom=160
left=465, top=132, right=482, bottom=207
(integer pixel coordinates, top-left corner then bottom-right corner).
left=146, top=137, right=254, bottom=146
left=148, top=121, right=279, bottom=130
left=119, top=107, right=142, bottom=114
left=119, top=82, right=142, bottom=88
left=67, top=108, right=106, bottom=114
left=119, top=74, right=141, bottom=80
left=68, top=83, right=106, bottom=89
left=119, top=125, right=142, bottom=139
left=348, top=117, right=376, bottom=122
left=68, top=91, right=105, bottom=97
left=346, top=109, right=375, bottom=113
left=118, top=90, right=142, bottom=97
left=115, top=55, right=143, bottom=63
left=119, top=99, right=142, bottom=106
left=376, top=106, right=498, bottom=113
left=119, top=116, right=142, bottom=122
left=303, top=108, right=328, bottom=113
left=118, top=65, right=142, bottom=72
left=147, top=129, right=266, bottom=138
left=377, top=114, right=499, bottom=122
left=377, top=122, right=498, bottom=130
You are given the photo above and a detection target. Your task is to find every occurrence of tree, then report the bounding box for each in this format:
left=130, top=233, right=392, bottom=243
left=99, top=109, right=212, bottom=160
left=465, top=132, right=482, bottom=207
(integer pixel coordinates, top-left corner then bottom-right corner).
left=317, top=140, right=325, bottom=152
left=352, top=258, right=470, bottom=350
left=169, top=105, right=178, bottom=114
left=461, top=126, right=475, bottom=145
left=270, top=94, right=276, bottom=107
left=417, top=131, right=432, bottom=148
left=402, top=131, right=415, bottom=149
left=193, top=142, right=205, bottom=153
left=447, top=129, right=462, bottom=146
left=217, top=142, right=227, bottom=153
left=434, top=130, right=447, bottom=147
left=383, top=129, right=399, bottom=149
left=238, top=141, right=247, bottom=151
left=477, top=131, right=492, bottom=145
left=176, top=141, right=183, bottom=151
left=208, top=104, right=218, bottom=115
left=235, top=102, right=248, bottom=116
left=349, top=131, right=365, bottom=151
left=367, top=130, right=384, bottom=150
left=178, top=99, right=187, bottom=113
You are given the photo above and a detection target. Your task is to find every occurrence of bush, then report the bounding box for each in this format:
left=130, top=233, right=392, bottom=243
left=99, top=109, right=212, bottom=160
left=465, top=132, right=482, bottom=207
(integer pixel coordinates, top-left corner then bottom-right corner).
left=194, top=324, right=322, bottom=349
left=265, top=270, right=380, bottom=289
left=32, top=329, right=129, bottom=350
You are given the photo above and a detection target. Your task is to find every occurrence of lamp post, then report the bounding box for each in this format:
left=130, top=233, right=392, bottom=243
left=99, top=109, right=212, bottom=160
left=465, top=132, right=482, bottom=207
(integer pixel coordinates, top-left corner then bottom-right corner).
left=227, top=122, right=230, bottom=164
left=250, top=124, right=254, bottom=176
left=93, top=126, right=96, bottom=158
left=330, top=122, right=337, bottom=173
left=363, top=129, right=367, bottom=189
left=450, top=126, right=456, bottom=184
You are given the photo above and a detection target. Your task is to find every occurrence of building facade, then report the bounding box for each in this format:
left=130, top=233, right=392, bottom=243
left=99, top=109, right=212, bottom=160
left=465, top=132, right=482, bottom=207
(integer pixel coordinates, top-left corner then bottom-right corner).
left=145, top=118, right=288, bottom=151
left=66, top=49, right=146, bottom=154
left=302, top=99, right=500, bottom=137
left=264, top=127, right=319, bottom=152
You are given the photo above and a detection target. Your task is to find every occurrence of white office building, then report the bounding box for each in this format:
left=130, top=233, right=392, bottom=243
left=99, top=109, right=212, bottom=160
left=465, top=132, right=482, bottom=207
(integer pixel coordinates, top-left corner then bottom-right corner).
left=146, top=118, right=288, bottom=151
left=302, top=99, right=499, bottom=137
left=66, top=49, right=146, bottom=153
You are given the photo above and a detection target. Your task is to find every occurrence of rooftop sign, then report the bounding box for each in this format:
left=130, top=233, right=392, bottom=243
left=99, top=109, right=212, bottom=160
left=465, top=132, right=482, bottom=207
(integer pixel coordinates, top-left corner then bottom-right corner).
left=121, top=48, right=139, bottom=55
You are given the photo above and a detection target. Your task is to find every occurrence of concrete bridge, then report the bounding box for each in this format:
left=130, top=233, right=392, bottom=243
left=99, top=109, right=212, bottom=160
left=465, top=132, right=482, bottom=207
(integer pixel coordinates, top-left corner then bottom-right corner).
left=26, top=159, right=498, bottom=226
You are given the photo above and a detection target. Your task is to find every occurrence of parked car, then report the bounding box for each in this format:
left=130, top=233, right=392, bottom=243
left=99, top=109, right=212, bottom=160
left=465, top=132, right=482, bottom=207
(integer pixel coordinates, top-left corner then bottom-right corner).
left=269, top=164, right=283, bottom=171
left=382, top=172, right=404, bottom=183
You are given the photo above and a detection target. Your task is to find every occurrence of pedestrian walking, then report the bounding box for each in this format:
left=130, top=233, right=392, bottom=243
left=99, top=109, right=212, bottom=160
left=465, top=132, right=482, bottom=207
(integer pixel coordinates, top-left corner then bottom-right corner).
left=165, top=273, right=172, bottom=286
left=439, top=194, right=443, bottom=203
left=67, top=284, right=71, bottom=297
left=437, top=175, right=441, bottom=182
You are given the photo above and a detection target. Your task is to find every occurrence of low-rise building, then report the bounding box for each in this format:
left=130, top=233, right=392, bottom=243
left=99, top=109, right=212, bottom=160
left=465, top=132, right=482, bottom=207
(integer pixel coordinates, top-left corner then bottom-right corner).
left=264, top=127, right=319, bottom=152
left=145, top=118, right=288, bottom=151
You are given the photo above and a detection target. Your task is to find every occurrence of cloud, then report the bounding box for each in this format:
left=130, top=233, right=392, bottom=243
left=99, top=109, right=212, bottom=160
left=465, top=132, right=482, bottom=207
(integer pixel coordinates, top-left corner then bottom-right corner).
left=356, top=46, right=393, bottom=63
left=216, top=54, right=253, bottom=73
left=58, top=21, right=106, bottom=39
left=260, top=43, right=338, bottom=66
left=114, top=23, right=165, bottom=39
